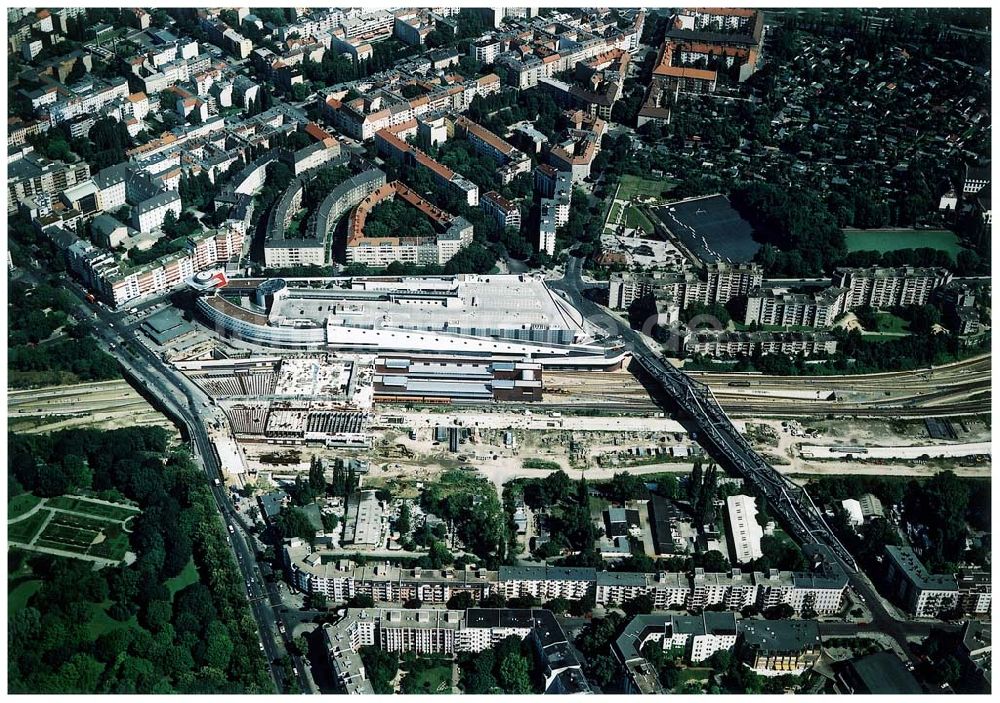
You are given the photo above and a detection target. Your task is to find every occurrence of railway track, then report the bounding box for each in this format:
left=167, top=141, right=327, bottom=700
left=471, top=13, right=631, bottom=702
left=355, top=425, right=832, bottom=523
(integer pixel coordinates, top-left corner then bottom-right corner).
left=688, top=354, right=991, bottom=390
left=718, top=400, right=991, bottom=418
left=546, top=353, right=992, bottom=418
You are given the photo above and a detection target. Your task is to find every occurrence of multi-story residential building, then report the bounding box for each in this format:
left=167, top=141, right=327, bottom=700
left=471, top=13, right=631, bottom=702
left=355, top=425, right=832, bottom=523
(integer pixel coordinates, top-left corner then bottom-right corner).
left=307, top=167, right=386, bottom=255
left=339, top=9, right=395, bottom=42
left=690, top=568, right=758, bottom=611
left=737, top=619, right=822, bottom=674
left=537, top=48, right=630, bottom=121
left=275, top=10, right=346, bottom=42
left=597, top=571, right=693, bottom=610
left=884, top=545, right=959, bottom=617
left=132, top=191, right=182, bottom=233
left=325, top=608, right=590, bottom=694
left=376, top=123, right=479, bottom=206
left=264, top=179, right=319, bottom=268
left=497, top=565, right=596, bottom=601
left=285, top=539, right=497, bottom=603
left=608, top=263, right=763, bottom=311
left=963, top=160, right=990, bottom=195
left=452, top=115, right=531, bottom=184
left=495, top=14, right=644, bottom=90
left=379, top=608, right=464, bottom=654
left=324, top=75, right=499, bottom=141
left=393, top=12, right=436, bottom=46
left=664, top=8, right=764, bottom=82
left=956, top=570, right=991, bottom=616
left=287, top=538, right=845, bottom=616
left=536, top=166, right=573, bottom=257
left=667, top=613, right=739, bottom=662
left=481, top=191, right=521, bottom=230
left=744, top=287, right=849, bottom=328
left=344, top=180, right=473, bottom=267
left=618, top=614, right=822, bottom=692
left=7, top=151, right=91, bottom=213
left=201, top=18, right=254, bottom=59
left=45, top=76, right=130, bottom=125
left=683, top=329, right=839, bottom=358
left=469, top=37, right=504, bottom=64
left=547, top=111, right=607, bottom=183
left=833, top=266, right=953, bottom=309
left=7, top=117, right=49, bottom=148
left=54, top=223, right=245, bottom=307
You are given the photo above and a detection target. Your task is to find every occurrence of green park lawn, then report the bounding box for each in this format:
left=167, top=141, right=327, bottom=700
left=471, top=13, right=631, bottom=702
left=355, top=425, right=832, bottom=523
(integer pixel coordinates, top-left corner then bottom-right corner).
left=166, top=558, right=201, bottom=600
left=844, top=229, right=964, bottom=256
left=624, top=205, right=657, bottom=233
left=9, top=579, right=42, bottom=614
left=874, top=311, right=910, bottom=334
left=401, top=661, right=453, bottom=694
left=9, top=509, right=49, bottom=544
left=9, top=493, right=42, bottom=520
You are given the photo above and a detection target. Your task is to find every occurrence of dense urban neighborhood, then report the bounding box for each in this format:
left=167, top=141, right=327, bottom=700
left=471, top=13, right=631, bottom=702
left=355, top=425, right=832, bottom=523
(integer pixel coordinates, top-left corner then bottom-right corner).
left=6, top=5, right=992, bottom=697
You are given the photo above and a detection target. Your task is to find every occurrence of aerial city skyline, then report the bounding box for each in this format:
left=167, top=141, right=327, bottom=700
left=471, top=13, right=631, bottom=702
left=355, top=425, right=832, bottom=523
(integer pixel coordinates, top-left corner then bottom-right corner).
left=6, top=5, right=991, bottom=696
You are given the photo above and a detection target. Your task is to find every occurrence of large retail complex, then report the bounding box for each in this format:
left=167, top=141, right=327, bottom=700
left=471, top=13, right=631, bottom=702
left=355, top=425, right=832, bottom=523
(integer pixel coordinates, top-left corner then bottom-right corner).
left=194, top=273, right=626, bottom=368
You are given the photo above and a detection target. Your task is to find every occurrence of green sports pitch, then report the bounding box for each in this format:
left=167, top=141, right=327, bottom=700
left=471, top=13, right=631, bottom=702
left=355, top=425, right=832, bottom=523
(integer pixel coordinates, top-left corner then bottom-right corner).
left=616, top=174, right=673, bottom=201
left=844, top=229, right=965, bottom=256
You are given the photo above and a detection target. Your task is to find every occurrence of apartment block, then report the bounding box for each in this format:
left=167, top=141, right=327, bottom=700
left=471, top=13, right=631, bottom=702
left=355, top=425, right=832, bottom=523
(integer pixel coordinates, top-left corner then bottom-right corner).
left=497, top=565, right=596, bottom=601
left=744, top=287, right=848, bottom=328
left=481, top=191, right=521, bottom=230
left=7, top=152, right=91, bottom=213
left=833, top=266, right=953, bottom=309
left=609, top=263, right=763, bottom=311
left=884, top=545, right=959, bottom=617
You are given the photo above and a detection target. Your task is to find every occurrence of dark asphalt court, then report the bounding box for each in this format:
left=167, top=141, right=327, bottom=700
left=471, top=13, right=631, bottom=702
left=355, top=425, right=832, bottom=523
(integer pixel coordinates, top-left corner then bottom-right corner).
left=652, top=195, right=761, bottom=264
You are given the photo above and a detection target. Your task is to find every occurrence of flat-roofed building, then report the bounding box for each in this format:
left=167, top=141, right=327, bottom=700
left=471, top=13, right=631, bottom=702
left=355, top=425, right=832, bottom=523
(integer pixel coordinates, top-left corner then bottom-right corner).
left=834, top=650, right=923, bottom=694
left=737, top=619, right=822, bottom=674
left=373, top=356, right=542, bottom=404
left=726, top=494, right=763, bottom=564
left=683, top=329, right=838, bottom=358
left=744, top=286, right=849, bottom=329
left=668, top=612, right=738, bottom=662
left=957, top=570, right=992, bottom=616
left=7, top=152, right=91, bottom=213
left=833, top=266, right=953, bottom=309
left=884, top=545, right=959, bottom=617
left=343, top=490, right=383, bottom=549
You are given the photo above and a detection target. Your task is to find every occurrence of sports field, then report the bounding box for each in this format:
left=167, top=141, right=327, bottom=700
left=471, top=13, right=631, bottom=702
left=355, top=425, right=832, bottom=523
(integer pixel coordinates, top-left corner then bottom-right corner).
left=617, top=174, right=672, bottom=201
left=844, top=229, right=965, bottom=256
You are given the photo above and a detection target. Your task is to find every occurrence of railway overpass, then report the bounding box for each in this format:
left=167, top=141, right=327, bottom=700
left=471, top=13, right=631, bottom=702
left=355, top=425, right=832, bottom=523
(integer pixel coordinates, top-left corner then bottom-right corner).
left=631, top=351, right=858, bottom=570
left=549, top=256, right=857, bottom=571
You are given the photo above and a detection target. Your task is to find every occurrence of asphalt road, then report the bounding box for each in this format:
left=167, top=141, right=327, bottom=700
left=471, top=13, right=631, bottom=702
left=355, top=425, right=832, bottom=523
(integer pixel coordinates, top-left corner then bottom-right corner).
left=57, top=276, right=313, bottom=694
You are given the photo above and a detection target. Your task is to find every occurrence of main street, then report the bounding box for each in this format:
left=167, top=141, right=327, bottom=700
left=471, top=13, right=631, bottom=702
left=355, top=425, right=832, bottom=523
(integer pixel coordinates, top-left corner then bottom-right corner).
left=548, top=256, right=941, bottom=662
left=58, top=277, right=313, bottom=694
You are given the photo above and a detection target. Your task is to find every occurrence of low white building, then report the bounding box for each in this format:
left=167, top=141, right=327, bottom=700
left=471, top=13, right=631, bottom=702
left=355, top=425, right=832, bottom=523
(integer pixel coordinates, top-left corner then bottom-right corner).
left=841, top=498, right=864, bottom=527
left=726, top=495, right=764, bottom=564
